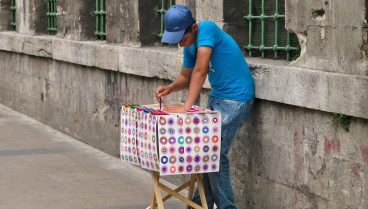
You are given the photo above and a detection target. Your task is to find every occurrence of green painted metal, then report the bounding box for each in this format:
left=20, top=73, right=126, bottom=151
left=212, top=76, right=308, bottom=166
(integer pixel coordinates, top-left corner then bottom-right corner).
left=95, top=0, right=106, bottom=40
left=244, top=0, right=300, bottom=60
left=47, top=0, right=57, bottom=35
left=155, top=0, right=174, bottom=44
left=10, top=0, right=16, bottom=31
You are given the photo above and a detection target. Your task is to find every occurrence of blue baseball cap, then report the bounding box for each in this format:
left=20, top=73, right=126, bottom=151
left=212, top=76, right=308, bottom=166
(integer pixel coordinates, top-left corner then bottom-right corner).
left=161, top=5, right=194, bottom=44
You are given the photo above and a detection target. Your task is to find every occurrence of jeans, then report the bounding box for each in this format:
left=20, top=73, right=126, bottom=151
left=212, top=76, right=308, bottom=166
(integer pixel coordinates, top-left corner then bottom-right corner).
left=192, top=95, right=253, bottom=209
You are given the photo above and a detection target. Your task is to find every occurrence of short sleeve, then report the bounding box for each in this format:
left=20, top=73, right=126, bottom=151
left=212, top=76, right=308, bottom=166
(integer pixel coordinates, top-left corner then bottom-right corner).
left=183, top=46, right=196, bottom=68
left=197, top=21, right=216, bottom=48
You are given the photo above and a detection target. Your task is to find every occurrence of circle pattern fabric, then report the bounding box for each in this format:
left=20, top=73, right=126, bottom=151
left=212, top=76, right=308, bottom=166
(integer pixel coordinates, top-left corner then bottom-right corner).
left=121, top=106, right=221, bottom=175
left=157, top=112, right=221, bottom=175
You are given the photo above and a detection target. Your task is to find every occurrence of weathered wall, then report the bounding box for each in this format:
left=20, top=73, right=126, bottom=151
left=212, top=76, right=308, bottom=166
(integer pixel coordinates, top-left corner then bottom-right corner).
left=137, top=0, right=161, bottom=46
left=17, top=0, right=48, bottom=35
left=176, top=0, right=196, bottom=20
left=195, top=0, right=223, bottom=28
left=0, top=0, right=368, bottom=208
left=57, top=0, right=95, bottom=40
left=223, top=0, right=249, bottom=49
left=106, top=0, right=140, bottom=45
left=232, top=101, right=368, bottom=208
left=286, top=0, right=368, bottom=75
left=0, top=50, right=200, bottom=156
left=0, top=34, right=367, bottom=208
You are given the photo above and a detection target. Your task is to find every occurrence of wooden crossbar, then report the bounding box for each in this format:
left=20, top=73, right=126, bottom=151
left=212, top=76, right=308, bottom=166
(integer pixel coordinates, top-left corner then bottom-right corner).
left=147, top=171, right=208, bottom=209
left=162, top=181, right=190, bottom=202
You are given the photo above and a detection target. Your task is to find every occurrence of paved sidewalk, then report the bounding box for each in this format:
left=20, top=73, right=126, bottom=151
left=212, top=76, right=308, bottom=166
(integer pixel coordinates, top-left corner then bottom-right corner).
left=0, top=103, right=185, bottom=209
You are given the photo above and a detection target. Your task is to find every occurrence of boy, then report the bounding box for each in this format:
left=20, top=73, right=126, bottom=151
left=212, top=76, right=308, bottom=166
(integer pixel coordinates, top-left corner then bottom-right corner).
left=155, top=5, right=254, bottom=209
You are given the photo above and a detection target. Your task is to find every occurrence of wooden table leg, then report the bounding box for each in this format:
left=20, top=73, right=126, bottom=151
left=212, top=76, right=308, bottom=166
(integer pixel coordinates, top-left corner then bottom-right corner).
left=195, top=174, right=208, bottom=209
left=186, top=174, right=196, bottom=209
left=149, top=188, right=156, bottom=209
left=147, top=173, right=208, bottom=209
left=151, top=171, right=164, bottom=209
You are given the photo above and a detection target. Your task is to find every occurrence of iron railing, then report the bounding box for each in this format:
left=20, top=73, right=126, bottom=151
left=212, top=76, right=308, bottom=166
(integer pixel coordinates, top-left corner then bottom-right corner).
left=244, top=0, right=299, bottom=60
left=46, top=0, right=57, bottom=35
left=10, top=0, right=16, bottom=31
left=155, top=0, right=174, bottom=43
left=95, top=0, right=106, bottom=39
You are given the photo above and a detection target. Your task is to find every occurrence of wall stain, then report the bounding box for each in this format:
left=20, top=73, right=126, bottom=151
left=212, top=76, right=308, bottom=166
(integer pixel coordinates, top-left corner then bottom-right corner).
left=361, top=147, right=368, bottom=166
left=324, top=136, right=340, bottom=154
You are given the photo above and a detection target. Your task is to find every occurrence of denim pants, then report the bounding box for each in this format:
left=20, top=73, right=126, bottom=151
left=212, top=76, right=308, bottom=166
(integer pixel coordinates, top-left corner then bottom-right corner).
left=192, top=95, right=253, bottom=209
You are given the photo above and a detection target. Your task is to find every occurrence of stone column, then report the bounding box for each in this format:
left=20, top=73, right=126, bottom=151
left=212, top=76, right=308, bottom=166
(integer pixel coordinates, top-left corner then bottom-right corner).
left=106, top=0, right=140, bottom=45
left=176, top=0, right=196, bottom=20
left=57, top=0, right=95, bottom=40
left=0, top=0, right=12, bottom=31
left=17, top=0, right=47, bottom=35
left=195, top=0, right=223, bottom=28
left=286, top=0, right=367, bottom=75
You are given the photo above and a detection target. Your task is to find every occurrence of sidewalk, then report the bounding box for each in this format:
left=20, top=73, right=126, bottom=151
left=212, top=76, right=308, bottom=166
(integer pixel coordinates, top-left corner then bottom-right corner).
left=0, top=103, right=185, bottom=209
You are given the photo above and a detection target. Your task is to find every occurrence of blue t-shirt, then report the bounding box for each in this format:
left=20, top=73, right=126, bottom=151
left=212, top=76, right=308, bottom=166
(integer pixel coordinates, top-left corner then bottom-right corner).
left=183, top=21, right=254, bottom=101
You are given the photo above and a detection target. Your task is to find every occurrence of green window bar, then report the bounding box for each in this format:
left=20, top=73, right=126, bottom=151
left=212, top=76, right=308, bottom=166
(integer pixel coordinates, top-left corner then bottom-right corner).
left=155, top=0, right=174, bottom=44
left=10, top=0, right=16, bottom=31
left=244, top=0, right=300, bottom=60
left=47, top=0, right=57, bottom=35
left=95, top=0, right=106, bottom=40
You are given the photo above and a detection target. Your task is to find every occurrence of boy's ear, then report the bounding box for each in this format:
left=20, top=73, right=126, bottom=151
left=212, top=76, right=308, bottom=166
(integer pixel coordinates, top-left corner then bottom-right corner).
left=192, top=23, right=198, bottom=31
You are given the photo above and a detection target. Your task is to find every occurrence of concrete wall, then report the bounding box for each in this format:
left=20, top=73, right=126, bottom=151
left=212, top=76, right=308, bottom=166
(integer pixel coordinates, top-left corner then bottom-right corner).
left=286, top=0, right=368, bottom=75
left=232, top=101, right=368, bottom=208
left=0, top=50, right=194, bottom=156
left=0, top=0, right=368, bottom=208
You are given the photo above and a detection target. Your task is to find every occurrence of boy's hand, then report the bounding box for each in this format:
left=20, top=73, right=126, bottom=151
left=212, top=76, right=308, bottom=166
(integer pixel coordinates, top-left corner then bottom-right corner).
left=163, top=104, right=187, bottom=113
left=155, top=86, right=172, bottom=103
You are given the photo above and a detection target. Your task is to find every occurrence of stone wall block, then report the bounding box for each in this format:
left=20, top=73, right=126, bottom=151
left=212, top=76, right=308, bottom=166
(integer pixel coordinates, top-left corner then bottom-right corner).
left=118, top=47, right=178, bottom=80
left=57, top=0, right=95, bottom=40
left=0, top=32, right=13, bottom=50
left=95, top=44, right=119, bottom=71
left=52, top=39, right=97, bottom=67
left=287, top=0, right=367, bottom=75
left=286, top=0, right=364, bottom=32
left=106, top=0, right=140, bottom=45
left=17, top=0, right=47, bottom=35
left=304, top=26, right=364, bottom=75
left=195, top=0, right=223, bottom=28
left=12, top=35, right=53, bottom=58
left=176, top=0, right=196, bottom=19
left=251, top=62, right=368, bottom=119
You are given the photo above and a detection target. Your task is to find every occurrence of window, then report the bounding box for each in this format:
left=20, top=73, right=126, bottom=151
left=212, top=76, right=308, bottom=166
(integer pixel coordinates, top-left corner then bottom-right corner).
left=46, top=0, right=57, bottom=35
left=95, top=0, right=106, bottom=40
left=10, top=0, right=16, bottom=31
left=154, top=0, right=175, bottom=45
left=244, top=0, right=300, bottom=60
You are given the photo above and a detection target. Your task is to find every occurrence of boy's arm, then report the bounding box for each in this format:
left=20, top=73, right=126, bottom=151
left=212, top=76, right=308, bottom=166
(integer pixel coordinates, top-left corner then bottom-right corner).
left=164, top=45, right=212, bottom=112
left=155, top=66, right=193, bottom=102
left=168, top=66, right=194, bottom=92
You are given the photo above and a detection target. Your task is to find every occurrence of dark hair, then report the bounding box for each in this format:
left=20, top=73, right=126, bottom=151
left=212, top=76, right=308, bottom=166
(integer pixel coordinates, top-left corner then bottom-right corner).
left=184, top=20, right=196, bottom=34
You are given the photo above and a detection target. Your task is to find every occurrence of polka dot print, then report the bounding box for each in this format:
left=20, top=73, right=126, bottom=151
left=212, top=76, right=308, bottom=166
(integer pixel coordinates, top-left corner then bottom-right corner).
left=160, top=136, right=167, bottom=145
left=121, top=108, right=221, bottom=175
left=159, top=117, right=166, bottom=125
left=161, top=156, right=168, bottom=164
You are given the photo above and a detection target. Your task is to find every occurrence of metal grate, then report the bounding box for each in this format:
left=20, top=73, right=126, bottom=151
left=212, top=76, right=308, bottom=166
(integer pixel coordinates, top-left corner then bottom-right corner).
left=46, top=0, right=57, bottom=35
left=10, top=0, right=16, bottom=31
left=244, top=0, right=300, bottom=60
left=95, top=0, right=106, bottom=40
left=155, top=0, right=174, bottom=44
